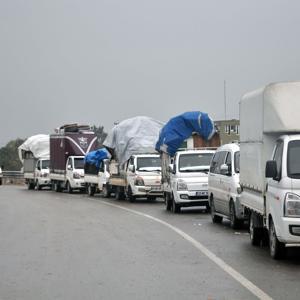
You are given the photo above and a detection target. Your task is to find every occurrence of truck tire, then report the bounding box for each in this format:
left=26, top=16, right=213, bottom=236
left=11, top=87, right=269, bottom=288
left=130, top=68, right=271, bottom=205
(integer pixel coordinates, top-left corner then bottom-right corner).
left=36, top=180, right=42, bottom=191
left=66, top=181, right=73, bottom=194
left=249, top=212, right=263, bottom=246
left=126, top=186, right=136, bottom=202
left=102, top=184, right=111, bottom=198
left=87, top=184, right=95, bottom=196
left=171, top=197, right=181, bottom=213
left=115, top=187, right=125, bottom=200
left=54, top=182, right=62, bottom=192
left=229, top=201, right=242, bottom=229
left=210, top=197, right=223, bottom=223
left=27, top=181, right=35, bottom=190
left=165, top=193, right=172, bottom=211
left=269, top=218, right=286, bottom=259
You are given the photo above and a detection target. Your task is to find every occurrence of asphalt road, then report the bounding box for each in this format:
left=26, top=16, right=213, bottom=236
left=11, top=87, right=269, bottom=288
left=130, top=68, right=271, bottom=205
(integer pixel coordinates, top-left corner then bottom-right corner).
left=1, top=186, right=300, bottom=300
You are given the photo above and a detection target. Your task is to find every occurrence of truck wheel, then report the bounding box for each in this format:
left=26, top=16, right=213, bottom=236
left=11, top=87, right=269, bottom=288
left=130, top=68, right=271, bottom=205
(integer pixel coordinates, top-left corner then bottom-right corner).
left=87, top=184, right=95, bottom=196
left=210, top=197, right=223, bottom=223
left=36, top=181, right=42, bottom=191
left=165, top=193, right=172, bottom=211
left=102, top=185, right=111, bottom=198
left=66, top=181, right=73, bottom=194
left=269, top=219, right=286, bottom=259
left=115, top=187, right=125, bottom=200
left=249, top=212, right=262, bottom=246
left=27, top=181, right=35, bottom=190
left=54, top=182, right=62, bottom=192
left=171, top=197, right=180, bottom=213
left=126, top=186, right=136, bottom=202
left=229, top=201, right=242, bottom=229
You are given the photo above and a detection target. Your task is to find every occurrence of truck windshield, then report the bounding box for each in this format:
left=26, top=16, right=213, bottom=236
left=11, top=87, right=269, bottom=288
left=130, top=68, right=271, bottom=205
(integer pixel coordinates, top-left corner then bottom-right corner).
left=137, top=157, right=161, bottom=171
left=179, top=153, right=213, bottom=172
left=74, top=158, right=84, bottom=169
left=287, top=140, right=300, bottom=178
left=41, top=160, right=50, bottom=169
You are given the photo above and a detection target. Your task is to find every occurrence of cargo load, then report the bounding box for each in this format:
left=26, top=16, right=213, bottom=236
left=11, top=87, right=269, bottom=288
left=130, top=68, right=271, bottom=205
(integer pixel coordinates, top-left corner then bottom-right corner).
left=84, top=148, right=111, bottom=175
left=103, top=116, right=164, bottom=166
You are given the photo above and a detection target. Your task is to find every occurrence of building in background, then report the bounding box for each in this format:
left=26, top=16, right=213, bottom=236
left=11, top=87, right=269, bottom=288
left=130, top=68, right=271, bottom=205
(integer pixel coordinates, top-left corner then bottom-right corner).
left=214, top=119, right=240, bottom=145
left=183, top=119, right=239, bottom=149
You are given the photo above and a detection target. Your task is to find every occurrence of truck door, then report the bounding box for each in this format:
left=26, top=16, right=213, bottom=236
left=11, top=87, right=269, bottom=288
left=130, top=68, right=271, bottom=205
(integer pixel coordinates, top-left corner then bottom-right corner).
left=66, top=157, right=73, bottom=180
left=35, top=160, right=41, bottom=179
left=219, top=152, right=232, bottom=215
left=126, top=156, right=136, bottom=188
left=266, top=140, right=284, bottom=223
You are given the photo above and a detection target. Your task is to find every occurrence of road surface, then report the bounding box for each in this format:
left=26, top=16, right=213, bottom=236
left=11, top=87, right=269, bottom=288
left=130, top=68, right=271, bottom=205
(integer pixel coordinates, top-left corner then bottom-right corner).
left=1, top=186, right=300, bottom=300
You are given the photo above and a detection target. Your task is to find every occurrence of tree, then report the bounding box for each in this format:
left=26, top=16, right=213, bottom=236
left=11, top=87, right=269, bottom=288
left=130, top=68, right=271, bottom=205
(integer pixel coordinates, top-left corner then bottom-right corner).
left=91, top=125, right=107, bottom=147
left=0, top=138, right=25, bottom=171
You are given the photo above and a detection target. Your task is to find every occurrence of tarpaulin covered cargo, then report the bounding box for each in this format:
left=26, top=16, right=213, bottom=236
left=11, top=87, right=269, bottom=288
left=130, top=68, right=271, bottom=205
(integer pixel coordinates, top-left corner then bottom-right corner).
left=155, top=111, right=215, bottom=156
left=103, top=116, right=164, bottom=165
left=18, top=134, right=50, bottom=162
left=84, top=148, right=111, bottom=174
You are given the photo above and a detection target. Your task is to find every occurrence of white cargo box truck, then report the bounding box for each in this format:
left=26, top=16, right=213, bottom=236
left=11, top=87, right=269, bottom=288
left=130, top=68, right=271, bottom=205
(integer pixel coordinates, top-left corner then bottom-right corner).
left=240, top=81, right=300, bottom=259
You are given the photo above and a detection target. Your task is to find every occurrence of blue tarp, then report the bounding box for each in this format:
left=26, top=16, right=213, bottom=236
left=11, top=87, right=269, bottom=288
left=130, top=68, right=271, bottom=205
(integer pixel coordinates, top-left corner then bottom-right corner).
left=155, top=111, right=215, bottom=156
left=84, top=148, right=111, bottom=170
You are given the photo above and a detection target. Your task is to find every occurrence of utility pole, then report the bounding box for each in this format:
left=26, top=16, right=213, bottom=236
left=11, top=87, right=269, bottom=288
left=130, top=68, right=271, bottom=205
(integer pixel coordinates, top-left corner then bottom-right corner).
left=224, top=80, right=227, bottom=121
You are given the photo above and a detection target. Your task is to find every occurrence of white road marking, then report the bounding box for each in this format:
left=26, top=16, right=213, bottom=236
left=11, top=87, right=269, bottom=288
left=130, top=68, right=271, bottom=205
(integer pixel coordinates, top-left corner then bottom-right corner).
left=100, top=200, right=273, bottom=300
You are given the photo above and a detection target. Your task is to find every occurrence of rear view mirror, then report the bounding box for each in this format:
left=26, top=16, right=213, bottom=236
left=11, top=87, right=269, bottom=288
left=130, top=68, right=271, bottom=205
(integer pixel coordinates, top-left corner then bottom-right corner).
left=168, top=164, right=173, bottom=173
left=67, top=165, right=72, bottom=170
left=128, top=165, right=135, bottom=173
left=220, top=164, right=229, bottom=175
left=266, top=160, right=277, bottom=179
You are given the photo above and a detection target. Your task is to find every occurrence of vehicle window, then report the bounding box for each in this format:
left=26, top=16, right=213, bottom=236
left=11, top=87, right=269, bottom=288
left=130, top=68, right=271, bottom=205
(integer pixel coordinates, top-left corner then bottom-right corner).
left=215, top=151, right=227, bottom=174
left=210, top=152, right=219, bottom=173
left=287, top=140, right=300, bottom=179
left=225, top=152, right=232, bottom=175
left=37, top=161, right=40, bottom=170
left=42, top=160, right=49, bottom=169
left=234, top=151, right=240, bottom=173
left=179, top=153, right=213, bottom=172
left=137, top=157, right=161, bottom=171
left=74, top=158, right=84, bottom=169
left=273, top=141, right=283, bottom=180
left=129, top=157, right=135, bottom=166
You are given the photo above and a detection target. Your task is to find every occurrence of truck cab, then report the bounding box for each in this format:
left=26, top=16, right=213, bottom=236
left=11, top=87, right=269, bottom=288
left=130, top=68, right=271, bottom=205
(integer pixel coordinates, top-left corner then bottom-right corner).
left=125, top=154, right=163, bottom=201
left=166, top=149, right=215, bottom=213
left=265, top=134, right=300, bottom=253
left=65, top=156, right=85, bottom=193
left=34, top=159, right=51, bottom=190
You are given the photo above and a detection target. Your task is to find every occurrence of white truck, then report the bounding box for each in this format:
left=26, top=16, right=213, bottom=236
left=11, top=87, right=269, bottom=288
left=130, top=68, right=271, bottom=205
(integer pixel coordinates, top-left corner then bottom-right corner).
left=50, top=124, right=98, bottom=193
left=164, top=149, right=215, bottom=213
left=103, top=116, right=164, bottom=201
left=18, top=134, right=51, bottom=190
left=106, top=154, right=163, bottom=201
left=240, top=81, right=300, bottom=259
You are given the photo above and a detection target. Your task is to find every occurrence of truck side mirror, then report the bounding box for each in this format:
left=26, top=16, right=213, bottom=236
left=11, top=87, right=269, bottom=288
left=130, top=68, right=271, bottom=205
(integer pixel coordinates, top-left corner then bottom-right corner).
left=220, top=164, right=229, bottom=175
left=265, top=161, right=277, bottom=179
left=172, top=164, right=176, bottom=174
left=67, top=165, right=72, bottom=170
left=128, top=165, right=135, bottom=173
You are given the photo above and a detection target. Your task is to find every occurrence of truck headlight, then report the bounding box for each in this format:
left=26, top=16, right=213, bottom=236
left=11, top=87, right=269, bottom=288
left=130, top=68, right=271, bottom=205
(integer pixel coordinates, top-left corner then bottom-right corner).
left=177, top=180, right=187, bottom=191
left=285, top=193, right=300, bottom=217
left=135, top=177, right=145, bottom=186
left=73, top=172, right=81, bottom=179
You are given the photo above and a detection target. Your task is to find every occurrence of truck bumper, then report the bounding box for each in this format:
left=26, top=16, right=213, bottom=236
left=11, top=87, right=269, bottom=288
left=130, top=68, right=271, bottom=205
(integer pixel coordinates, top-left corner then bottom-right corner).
left=132, top=185, right=163, bottom=197
left=39, top=178, right=51, bottom=186
left=277, top=217, right=300, bottom=244
left=173, top=190, right=209, bottom=206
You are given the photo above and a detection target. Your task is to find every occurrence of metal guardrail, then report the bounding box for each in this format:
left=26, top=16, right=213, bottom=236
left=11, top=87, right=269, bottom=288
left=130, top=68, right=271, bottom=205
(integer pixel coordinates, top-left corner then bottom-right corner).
left=0, top=171, right=24, bottom=185
left=2, top=171, right=24, bottom=178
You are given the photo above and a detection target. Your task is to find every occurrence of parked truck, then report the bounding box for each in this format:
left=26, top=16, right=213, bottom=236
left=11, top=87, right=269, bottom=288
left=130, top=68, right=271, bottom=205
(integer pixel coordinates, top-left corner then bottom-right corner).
left=103, top=116, right=164, bottom=201
left=18, top=134, right=51, bottom=190
left=50, top=124, right=98, bottom=193
left=156, top=112, right=216, bottom=213
left=240, top=81, right=300, bottom=259
left=84, top=148, right=111, bottom=196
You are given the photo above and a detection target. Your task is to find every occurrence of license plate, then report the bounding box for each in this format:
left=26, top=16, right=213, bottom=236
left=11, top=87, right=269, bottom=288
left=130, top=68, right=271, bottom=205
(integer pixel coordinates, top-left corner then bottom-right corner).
left=151, top=186, right=161, bottom=191
left=196, top=191, right=208, bottom=196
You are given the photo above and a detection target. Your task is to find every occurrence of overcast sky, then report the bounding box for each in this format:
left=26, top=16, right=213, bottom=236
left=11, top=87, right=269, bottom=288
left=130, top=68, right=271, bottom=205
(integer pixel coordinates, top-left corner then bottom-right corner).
left=1, top=0, right=300, bottom=146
